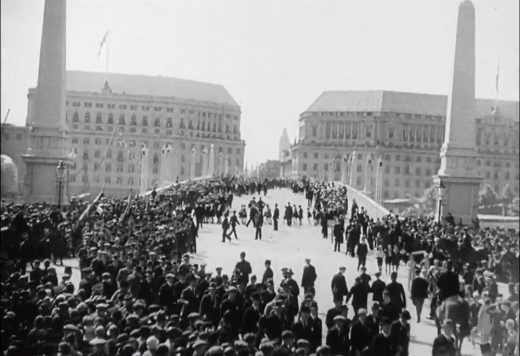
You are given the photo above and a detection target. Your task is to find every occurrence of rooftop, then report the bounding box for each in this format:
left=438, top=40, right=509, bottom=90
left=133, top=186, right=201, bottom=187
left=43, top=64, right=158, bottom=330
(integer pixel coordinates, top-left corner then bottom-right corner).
left=66, top=71, right=239, bottom=107
left=304, top=90, right=519, bottom=119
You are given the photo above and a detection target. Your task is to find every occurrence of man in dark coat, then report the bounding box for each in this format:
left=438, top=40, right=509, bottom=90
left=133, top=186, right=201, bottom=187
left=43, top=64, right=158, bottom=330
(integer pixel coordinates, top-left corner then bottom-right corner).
left=199, top=283, right=220, bottom=325
left=390, top=310, right=411, bottom=356
left=254, top=213, right=263, bottom=240
left=158, top=273, right=176, bottom=314
left=241, top=293, right=261, bottom=334
left=235, top=252, right=252, bottom=285
left=386, top=272, right=407, bottom=309
left=291, top=306, right=314, bottom=347
left=411, top=269, right=429, bottom=322
left=284, top=203, right=293, bottom=226
left=371, top=317, right=395, bottom=356
left=331, top=267, right=349, bottom=303
left=333, top=219, right=344, bottom=252
left=221, top=213, right=231, bottom=243
left=350, top=308, right=371, bottom=356
left=273, top=204, right=280, bottom=231
left=371, top=271, right=386, bottom=304
left=227, top=211, right=240, bottom=239
left=301, top=258, right=317, bottom=295
left=349, top=277, right=370, bottom=314
left=325, top=315, right=350, bottom=356
left=437, top=261, right=460, bottom=301
left=262, top=260, right=274, bottom=285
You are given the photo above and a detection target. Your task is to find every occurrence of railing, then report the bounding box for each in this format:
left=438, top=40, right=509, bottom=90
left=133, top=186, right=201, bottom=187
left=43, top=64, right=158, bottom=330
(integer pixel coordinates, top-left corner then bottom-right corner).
left=334, top=180, right=391, bottom=220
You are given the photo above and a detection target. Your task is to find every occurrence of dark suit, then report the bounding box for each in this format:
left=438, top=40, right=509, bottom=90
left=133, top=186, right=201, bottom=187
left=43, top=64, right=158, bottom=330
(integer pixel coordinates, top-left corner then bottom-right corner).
left=350, top=320, right=371, bottom=354
left=200, top=293, right=220, bottom=325
left=326, top=326, right=350, bottom=356
left=241, top=305, right=261, bottom=334
left=273, top=207, right=280, bottom=231
left=371, top=279, right=386, bottom=304
left=390, top=320, right=410, bottom=356
left=386, top=281, right=407, bottom=309
left=262, top=267, right=273, bottom=284
left=301, top=264, right=317, bottom=294
left=331, top=273, right=349, bottom=302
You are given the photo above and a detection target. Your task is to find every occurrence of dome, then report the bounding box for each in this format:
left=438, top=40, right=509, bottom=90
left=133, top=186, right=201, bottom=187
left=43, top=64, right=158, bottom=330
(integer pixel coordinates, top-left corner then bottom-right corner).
left=1, top=154, right=19, bottom=195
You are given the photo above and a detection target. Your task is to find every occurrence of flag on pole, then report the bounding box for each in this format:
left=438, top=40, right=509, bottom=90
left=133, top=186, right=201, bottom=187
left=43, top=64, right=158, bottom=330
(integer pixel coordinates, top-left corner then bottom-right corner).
left=97, top=31, right=109, bottom=58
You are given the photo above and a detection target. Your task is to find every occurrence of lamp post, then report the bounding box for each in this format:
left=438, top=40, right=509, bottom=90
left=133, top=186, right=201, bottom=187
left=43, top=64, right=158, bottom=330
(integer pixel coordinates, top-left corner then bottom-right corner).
left=436, top=182, right=446, bottom=222
left=56, top=160, right=66, bottom=207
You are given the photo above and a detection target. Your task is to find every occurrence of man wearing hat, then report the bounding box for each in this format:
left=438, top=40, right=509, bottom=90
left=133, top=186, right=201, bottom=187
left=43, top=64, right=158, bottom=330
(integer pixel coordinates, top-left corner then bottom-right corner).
left=390, top=310, right=411, bottom=356
left=371, top=317, right=394, bottom=356
left=301, top=258, right=317, bottom=295
left=331, top=267, right=349, bottom=303
left=158, top=273, right=176, bottom=314
left=262, top=260, right=274, bottom=285
left=371, top=271, right=386, bottom=304
left=326, top=315, right=349, bottom=355
left=432, top=319, right=457, bottom=356
left=235, top=252, right=252, bottom=286
left=350, top=308, right=371, bottom=356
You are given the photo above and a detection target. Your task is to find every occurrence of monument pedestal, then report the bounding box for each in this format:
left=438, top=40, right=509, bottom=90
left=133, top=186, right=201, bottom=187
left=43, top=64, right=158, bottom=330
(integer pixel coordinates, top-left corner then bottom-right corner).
left=433, top=175, right=480, bottom=225
left=22, top=153, right=72, bottom=204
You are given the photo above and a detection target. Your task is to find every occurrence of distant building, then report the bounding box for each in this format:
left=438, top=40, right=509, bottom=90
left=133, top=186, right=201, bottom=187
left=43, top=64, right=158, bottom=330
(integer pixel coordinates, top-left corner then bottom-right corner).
left=2, top=71, right=245, bottom=197
left=283, top=90, right=519, bottom=201
left=258, top=160, right=281, bottom=179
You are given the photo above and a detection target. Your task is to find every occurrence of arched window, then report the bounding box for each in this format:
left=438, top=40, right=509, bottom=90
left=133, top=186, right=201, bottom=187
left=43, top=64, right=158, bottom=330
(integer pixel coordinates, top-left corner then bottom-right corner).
left=180, top=119, right=185, bottom=129
left=130, top=114, right=137, bottom=126
left=166, top=118, right=172, bottom=128
left=107, top=113, right=114, bottom=124
left=96, top=113, right=102, bottom=124
left=142, top=116, right=148, bottom=126
left=72, top=111, right=79, bottom=122
left=153, top=153, right=159, bottom=164
left=84, top=112, right=91, bottom=123
left=154, top=118, right=161, bottom=127
left=119, top=114, right=126, bottom=125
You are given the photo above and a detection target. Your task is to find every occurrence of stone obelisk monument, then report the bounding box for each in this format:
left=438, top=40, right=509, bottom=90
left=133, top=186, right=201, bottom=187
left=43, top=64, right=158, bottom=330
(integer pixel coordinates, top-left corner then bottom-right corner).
left=22, top=0, right=71, bottom=203
left=433, top=0, right=481, bottom=224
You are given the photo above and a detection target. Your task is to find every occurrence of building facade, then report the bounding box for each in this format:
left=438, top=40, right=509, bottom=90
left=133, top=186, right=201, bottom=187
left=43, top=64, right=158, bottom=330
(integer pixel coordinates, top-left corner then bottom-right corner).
left=258, top=160, right=282, bottom=179
left=283, top=90, right=519, bottom=201
left=2, top=71, right=245, bottom=197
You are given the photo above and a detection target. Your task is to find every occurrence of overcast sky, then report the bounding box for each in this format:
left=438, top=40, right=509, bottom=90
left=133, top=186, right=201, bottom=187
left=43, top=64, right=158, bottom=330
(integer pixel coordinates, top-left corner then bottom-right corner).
left=1, top=0, right=518, bottom=165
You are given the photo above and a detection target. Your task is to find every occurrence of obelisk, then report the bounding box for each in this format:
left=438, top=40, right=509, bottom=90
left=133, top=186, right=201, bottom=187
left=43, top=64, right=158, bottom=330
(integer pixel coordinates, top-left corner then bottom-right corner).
left=433, top=0, right=481, bottom=224
left=22, top=0, right=72, bottom=203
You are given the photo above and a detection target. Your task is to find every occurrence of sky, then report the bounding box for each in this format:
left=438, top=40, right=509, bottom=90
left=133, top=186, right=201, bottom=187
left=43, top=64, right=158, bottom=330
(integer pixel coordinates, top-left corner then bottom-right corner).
left=1, top=0, right=518, bottom=165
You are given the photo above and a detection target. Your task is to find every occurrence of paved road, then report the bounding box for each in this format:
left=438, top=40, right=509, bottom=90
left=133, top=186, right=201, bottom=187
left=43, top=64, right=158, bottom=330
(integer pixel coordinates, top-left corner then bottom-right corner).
left=58, top=188, right=480, bottom=355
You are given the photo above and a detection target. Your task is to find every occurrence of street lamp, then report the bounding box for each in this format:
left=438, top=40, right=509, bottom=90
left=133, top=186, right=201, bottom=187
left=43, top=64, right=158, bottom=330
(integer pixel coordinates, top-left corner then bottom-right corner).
left=436, top=182, right=446, bottom=222
left=56, top=160, right=66, bottom=207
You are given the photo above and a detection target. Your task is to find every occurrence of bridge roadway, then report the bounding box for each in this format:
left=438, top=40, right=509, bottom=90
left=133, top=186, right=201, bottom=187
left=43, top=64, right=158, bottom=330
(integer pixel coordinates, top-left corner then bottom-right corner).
left=60, top=188, right=480, bottom=355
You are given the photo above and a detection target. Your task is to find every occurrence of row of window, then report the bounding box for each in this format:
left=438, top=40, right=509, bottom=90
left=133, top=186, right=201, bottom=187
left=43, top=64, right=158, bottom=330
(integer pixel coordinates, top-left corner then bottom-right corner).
left=67, top=101, right=239, bottom=120
left=299, top=152, right=441, bottom=164
left=69, top=111, right=239, bottom=132
left=313, top=111, right=443, bottom=121
left=71, top=138, right=242, bottom=155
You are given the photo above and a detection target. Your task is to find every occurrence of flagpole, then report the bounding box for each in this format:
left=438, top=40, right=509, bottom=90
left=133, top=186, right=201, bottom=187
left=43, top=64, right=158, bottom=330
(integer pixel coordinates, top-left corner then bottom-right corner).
left=105, top=33, right=109, bottom=81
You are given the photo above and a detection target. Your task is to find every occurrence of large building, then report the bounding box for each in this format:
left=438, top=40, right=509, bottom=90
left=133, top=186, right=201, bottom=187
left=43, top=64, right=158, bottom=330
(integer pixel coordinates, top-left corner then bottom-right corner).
left=2, top=71, right=245, bottom=197
left=282, top=90, right=519, bottom=201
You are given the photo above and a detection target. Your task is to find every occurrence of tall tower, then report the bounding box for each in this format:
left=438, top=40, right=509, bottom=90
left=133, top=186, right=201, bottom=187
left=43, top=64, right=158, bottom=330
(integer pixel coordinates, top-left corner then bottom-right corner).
left=279, top=128, right=290, bottom=161
left=433, top=0, right=482, bottom=224
left=22, top=0, right=71, bottom=203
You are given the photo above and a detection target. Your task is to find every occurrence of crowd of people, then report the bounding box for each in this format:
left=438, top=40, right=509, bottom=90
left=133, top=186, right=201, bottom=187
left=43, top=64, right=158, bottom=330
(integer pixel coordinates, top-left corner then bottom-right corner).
left=0, top=176, right=518, bottom=356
